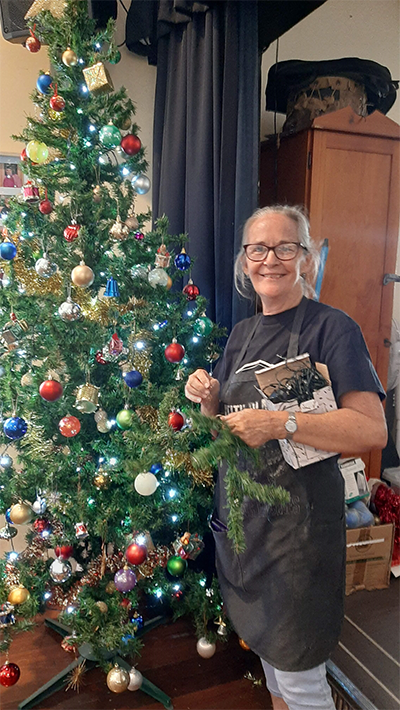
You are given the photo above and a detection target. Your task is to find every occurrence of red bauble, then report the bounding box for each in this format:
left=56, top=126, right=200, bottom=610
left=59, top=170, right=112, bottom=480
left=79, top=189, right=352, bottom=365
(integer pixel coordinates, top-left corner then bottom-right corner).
left=39, top=379, right=63, bottom=402
left=183, top=282, right=200, bottom=300
left=120, top=598, right=131, bottom=608
left=49, top=94, right=66, bottom=112
left=63, top=223, right=81, bottom=242
left=39, top=198, right=53, bottom=215
left=0, top=662, right=20, bottom=687
left=59, top=415, right=81, bottom=438
left=33, top=518, right=52, bottom=534
left=95, top=350, right=106, bottom=364
left=20, top=148, right=27, bottom=162
left=26, top=36, right=41, bottom=52
left=55, top=544, right=74, bottom=559
left=120, top=134, right=141, bottom=156
left=164, top=342, right=185, bottom=364
left=168, top=411, right=185, bottom=431
left=125, top=543, right=147, bottom=566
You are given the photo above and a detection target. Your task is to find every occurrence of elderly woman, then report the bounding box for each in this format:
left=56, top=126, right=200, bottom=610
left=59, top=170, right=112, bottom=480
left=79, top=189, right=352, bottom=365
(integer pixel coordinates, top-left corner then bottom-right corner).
left=185, top=205, right=387, bottom=710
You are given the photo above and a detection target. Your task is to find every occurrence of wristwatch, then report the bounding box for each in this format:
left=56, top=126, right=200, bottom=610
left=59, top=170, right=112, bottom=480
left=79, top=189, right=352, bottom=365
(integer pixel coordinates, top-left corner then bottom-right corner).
left=284, top=412, right=298, bottom=439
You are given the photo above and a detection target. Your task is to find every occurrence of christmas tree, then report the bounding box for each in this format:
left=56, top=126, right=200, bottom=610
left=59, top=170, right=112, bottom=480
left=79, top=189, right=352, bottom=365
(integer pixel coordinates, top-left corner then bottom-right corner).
left=0, top=0, right=228, bottom=698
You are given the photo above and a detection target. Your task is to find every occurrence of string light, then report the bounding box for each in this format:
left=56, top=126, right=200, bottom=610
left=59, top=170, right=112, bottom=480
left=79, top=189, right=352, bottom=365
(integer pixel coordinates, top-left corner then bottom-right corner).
left=77, top=108, right=84, bottom=114
left=89, top=124, right=96, bottom=132
left=171, top=515, right=178, bottom=522
left=168, top=489, right=177, bottom=499
left=43, top=591, right=52, bottom=600
left=7, top=551, right=18, bottom=562
left=109, top=457, right=117, bottom=465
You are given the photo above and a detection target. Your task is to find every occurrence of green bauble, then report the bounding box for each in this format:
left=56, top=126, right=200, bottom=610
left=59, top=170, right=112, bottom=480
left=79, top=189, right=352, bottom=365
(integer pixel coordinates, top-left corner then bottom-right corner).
left=167, top=555, right=187, bottom=577
left=109, top=50, right=121, bottom=64
left=193, top=316, right=213, bottom=337
left=116, top=408, right=134, bottom=430
left=99, top=123, right=122, bottom=149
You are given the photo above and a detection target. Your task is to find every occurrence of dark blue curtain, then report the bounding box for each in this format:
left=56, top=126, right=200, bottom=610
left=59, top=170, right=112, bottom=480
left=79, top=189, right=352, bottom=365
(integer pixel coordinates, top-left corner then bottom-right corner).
left=151, top=1, right=259, bottom=332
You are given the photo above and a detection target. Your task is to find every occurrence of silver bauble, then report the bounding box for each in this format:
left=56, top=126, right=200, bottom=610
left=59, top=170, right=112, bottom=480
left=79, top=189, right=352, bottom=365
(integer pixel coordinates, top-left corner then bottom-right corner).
left=32, top=496, right=47, bottom=514
left=125, top=215, right=139, bottom=231
left=58, top=297, right=81, bottom=322
left=131, top=174, right=151, bottom=195
left=148, top=268, right=169, bottom=288
left=35, top=254, right=57, bottom=278
left=109, top=216, right=129, bottom=241
left=127, top=667, right=143, bottom=691
left=131, top=264, right=148, bottom=280
left=49, top=558, right=72, bottom=584
left=0, top=525, right=17, bottom=540
left=196, top=637, right=216, bottom=658
left=106, top=664, right=130, bottom=693
left=94, top=408, right=108, bottom=423
left=0, top=454, right=13, bottom=469
left=99, top=146, right=126, bottom=168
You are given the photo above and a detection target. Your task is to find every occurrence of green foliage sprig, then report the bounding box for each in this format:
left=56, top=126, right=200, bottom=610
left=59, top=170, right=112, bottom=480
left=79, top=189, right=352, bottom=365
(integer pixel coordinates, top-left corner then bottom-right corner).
left=190, top=412, right=290, bottom=553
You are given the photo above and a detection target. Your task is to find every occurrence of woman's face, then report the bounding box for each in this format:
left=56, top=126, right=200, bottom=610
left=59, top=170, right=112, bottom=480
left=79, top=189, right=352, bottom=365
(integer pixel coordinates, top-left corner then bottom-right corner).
left=243, top=212, right=310, bottom=313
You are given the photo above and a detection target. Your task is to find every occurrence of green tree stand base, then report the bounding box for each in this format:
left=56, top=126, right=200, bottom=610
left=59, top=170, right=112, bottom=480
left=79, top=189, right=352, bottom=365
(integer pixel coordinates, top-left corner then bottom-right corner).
left=18, top=616, right=173, bottom=710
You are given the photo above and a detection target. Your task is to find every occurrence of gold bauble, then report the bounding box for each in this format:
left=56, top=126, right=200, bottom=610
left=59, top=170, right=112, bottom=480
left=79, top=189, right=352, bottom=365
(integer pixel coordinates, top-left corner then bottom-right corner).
left=9, top=502, right=32, bottom=525
left=62, top=47, right=78, bottom=67
left=125, top=216, right=139, bottom=231
left=21, top=372, right=34, bottom=386
left=93, top=185, right=102, bottom=203
left=71, top=262, right=94, bottom=288
left=93, top=470, right=110, bottom=490
left=166, top=276, right=173, bottom=290
left=106, top=664, right=129, bottom=693
left=8, top=585, right=30, bottom=605
left=105, top=581, right=116, bottom=594
left=95, top=600, right=108, bottom=613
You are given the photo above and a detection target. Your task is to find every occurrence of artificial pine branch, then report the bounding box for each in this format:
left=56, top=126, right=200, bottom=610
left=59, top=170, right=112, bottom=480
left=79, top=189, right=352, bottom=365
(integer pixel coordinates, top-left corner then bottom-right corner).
left=190, top=411, right=290, bottom=552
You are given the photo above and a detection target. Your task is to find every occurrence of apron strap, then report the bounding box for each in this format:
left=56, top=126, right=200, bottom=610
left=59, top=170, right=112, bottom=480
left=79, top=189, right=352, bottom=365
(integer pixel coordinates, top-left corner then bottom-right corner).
left=287, top=296, right=309, bottom=359
left=232, top=314, right=262, bottom=374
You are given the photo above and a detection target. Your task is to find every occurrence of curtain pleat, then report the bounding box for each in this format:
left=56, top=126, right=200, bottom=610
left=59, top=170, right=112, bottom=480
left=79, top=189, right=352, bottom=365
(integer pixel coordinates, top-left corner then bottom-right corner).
left=153, top=0, right=259, bottom=332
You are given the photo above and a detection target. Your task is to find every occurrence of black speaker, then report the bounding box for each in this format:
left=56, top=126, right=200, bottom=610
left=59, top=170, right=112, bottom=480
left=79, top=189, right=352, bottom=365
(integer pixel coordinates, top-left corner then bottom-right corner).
left=0, top=0, right=33, bottom=43
left=0, top=0, right=118, bottom=43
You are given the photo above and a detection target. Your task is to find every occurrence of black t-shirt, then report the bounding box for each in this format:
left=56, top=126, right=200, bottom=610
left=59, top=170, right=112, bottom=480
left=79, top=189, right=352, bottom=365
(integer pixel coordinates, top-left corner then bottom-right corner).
left=214, top=299, right=385, bottom=403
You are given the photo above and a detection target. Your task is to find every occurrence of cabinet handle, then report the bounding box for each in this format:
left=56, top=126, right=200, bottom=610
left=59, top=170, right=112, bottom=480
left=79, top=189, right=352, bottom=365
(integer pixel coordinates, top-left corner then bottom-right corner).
left=383, top=274, right=400, bottom=285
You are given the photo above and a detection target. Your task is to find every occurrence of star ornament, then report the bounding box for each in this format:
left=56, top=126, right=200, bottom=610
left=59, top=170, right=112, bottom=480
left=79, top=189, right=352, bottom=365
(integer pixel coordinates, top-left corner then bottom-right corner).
left=25, top=0, right=67, bottom=20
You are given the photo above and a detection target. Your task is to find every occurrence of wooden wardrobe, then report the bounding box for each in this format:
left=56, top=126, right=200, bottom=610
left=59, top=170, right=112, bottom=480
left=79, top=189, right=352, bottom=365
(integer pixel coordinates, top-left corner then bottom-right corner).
left=260, top=106, right=400, bottom=478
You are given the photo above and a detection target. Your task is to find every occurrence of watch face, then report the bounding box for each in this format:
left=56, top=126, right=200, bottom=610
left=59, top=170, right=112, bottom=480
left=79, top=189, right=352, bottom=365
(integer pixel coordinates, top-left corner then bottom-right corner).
left=285, top=415, right=297, bottom=434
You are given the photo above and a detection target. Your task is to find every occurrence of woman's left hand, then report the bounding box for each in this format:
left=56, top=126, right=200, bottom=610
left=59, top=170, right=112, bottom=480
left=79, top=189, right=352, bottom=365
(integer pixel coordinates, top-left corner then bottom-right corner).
left=220, top=409, right=278, bottom=448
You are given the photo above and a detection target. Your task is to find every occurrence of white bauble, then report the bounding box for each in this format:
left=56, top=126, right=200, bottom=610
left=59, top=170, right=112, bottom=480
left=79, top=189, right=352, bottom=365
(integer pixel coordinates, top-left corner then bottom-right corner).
left=134, top=472, right=158, bottom=496
left=127, top=667, right=143, bottom=691
left=196, top=637, right=216, bottom=658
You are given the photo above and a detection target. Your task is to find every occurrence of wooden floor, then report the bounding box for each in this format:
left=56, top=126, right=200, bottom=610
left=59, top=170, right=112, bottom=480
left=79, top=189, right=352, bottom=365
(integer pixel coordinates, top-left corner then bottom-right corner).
left=1, top=613, right=271, bottom=710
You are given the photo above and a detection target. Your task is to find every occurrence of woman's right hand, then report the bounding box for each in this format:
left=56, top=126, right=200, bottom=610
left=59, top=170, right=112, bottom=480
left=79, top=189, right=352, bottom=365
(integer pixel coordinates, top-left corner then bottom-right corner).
left=185, top=369, right=220, bottom=416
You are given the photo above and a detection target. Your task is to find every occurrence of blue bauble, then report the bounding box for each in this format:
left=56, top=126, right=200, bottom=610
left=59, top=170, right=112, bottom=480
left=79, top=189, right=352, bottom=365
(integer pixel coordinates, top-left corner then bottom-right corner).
left=150, top=462, right=163, bottom=475
left=36, top=73, right=53, bottom=94
left=123, top=370, right=143, bottom=388
left=174, top=251, right=191, bottom=271
left=3, top=416, right=28, bottom=440
left=5, top=508, right=12, bottom=524
left=0, top=242, right=17, bottom=261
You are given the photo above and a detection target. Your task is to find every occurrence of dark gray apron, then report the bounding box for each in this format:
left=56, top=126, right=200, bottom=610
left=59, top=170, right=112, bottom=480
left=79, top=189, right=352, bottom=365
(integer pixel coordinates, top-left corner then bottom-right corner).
left=213, top=298, right=345, bottom=672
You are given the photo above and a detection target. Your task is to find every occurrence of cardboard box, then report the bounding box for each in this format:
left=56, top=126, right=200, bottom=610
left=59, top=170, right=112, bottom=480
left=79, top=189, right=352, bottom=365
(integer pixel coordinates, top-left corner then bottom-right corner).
left=345, top=523, right=394, bottom=595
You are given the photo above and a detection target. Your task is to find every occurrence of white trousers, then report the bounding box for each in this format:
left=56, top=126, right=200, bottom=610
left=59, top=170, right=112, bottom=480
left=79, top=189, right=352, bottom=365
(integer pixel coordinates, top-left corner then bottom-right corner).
left=261, top=658, right=336, bottom=710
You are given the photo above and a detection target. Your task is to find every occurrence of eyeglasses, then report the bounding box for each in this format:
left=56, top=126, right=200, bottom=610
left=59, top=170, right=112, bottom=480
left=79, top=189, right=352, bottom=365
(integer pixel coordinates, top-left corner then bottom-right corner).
left=243, top=242, right=307, bottom=262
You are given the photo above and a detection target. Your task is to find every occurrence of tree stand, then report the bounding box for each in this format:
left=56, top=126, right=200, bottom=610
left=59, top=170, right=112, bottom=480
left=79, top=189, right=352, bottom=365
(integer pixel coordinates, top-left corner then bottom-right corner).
left=18, top=616, right=173, bottom=710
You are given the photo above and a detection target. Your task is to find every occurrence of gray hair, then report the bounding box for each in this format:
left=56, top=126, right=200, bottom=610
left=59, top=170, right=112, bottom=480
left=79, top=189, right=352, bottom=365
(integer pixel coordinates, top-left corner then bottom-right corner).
left=234, top=205, right=320, bottom=299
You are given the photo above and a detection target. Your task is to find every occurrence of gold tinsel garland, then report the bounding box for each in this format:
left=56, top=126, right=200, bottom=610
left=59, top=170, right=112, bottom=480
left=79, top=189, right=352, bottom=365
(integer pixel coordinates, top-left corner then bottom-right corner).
left=163, top=449, right=213, bottom=488
left=48, top=553, right=123, bottom=610
left=137, top=545, right=170, bottom=579
left=4, top=563, right=20, bottom=590
left=19, top=416, right=55, bottom=459
left=135, top=405, right=158, bottom=430
left=12, top=255, right=63, bottom=297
